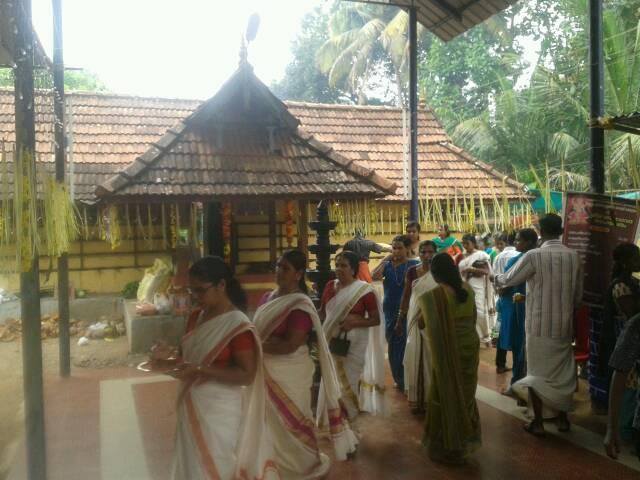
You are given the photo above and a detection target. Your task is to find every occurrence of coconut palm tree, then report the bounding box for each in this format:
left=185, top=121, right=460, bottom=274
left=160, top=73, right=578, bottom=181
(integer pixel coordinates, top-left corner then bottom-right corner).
left=316, top=3, right=416, bottom=106
left=453, top=9, right=640, bottom=193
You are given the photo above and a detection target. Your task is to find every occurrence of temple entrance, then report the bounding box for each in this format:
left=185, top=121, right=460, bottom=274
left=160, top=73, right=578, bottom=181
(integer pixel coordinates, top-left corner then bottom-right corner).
left=205, top=202, right=224, bottom=258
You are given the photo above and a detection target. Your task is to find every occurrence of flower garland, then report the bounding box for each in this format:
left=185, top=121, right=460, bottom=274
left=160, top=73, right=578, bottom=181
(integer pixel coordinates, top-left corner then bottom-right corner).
left=285, top=200, right=295, bottom=247
left=222, top=202, right=232, bottom=262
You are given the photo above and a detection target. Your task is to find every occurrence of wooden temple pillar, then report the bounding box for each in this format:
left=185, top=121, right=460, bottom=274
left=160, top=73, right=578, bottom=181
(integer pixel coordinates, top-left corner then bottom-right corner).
left=297, top=200, right=309, bottom=257
left=268, top=200, right=277, bottom=269
left=14, top=0, right=47, bottom=477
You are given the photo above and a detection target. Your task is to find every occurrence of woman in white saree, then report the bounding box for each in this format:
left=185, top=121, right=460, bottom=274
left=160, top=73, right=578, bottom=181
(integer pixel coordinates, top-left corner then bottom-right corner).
left=458, top=234, right=496, bottom=348
left=253, top=250, right=357, bottom=478
left=170, top=256, right=279, bottom=480
left=317, top=251, right=386, bottom=426
left=397, top=240, right=438, bottom=414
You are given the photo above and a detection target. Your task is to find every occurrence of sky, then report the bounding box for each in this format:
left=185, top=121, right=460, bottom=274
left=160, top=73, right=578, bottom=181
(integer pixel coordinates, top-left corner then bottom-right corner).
left=31, top=0, right=325, bottom=99
left=30, top=0, right=540, bottom=100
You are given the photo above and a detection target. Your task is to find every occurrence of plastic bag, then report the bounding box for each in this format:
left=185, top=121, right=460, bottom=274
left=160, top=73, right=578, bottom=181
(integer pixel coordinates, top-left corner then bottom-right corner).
left=137, top=258, right=172, bottom=304
left=154, top=293, right=172, bottom=315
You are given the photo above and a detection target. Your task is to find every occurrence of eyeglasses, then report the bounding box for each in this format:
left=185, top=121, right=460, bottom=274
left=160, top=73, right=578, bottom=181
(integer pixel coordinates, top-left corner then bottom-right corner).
left=186, top=284, right=213, bottom=296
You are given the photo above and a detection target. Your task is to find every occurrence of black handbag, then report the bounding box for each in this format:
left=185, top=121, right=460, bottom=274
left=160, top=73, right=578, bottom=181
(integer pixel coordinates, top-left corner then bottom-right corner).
left=329, top=331, right=351, bottom=357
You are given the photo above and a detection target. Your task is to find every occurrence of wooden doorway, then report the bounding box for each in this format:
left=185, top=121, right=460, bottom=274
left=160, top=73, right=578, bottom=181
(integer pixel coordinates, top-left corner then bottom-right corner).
left=205, top=202, right=224, bottom=258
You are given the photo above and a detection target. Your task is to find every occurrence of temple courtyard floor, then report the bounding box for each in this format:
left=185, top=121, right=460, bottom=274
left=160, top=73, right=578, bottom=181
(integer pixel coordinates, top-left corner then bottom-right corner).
left=3, top=340, right=640, bottom=480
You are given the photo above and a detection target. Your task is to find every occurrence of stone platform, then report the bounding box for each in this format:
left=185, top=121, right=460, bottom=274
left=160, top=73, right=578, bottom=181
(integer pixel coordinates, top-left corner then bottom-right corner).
left=123, top=300, right=185, bottom=354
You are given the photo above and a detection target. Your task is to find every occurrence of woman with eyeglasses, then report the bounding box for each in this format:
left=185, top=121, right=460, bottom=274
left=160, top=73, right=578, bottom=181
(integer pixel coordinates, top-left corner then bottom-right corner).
left=170, top=256, right=278, bottom=480
left=253, top=250, right=356, bottom=475
left=317, top=251, right=386, bottom=428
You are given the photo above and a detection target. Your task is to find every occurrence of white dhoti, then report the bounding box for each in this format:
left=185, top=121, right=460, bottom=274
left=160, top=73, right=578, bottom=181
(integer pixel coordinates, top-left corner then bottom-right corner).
left=512, top=335, right=575, bottom=415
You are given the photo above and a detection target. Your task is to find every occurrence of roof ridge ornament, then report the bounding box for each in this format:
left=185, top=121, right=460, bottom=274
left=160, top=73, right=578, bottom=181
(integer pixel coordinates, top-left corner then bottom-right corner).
left=239, top=13, right=260, bottom=68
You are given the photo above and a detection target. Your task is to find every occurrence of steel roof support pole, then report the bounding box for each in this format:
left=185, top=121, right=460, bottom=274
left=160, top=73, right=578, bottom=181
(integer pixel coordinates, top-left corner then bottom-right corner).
left=52, top=0, right=70, bottom=378
left=14, top=0, right=47, bottom=477
left=409, top=3, right=419, bottom=220
left=589, top=0, right=605, bottom=194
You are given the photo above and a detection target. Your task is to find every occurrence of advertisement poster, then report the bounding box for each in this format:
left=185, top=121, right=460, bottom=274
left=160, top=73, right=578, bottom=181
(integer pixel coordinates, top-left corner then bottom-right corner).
left=562, top=192, right=640, bottom=408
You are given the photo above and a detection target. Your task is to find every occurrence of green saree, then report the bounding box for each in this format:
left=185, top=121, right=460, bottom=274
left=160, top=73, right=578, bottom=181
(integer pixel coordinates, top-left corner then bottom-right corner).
left=418, top=284, right=481, bottom=464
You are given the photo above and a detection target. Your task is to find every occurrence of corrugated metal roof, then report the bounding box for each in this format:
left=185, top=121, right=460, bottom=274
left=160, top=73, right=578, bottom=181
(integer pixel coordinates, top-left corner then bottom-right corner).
left=0, top=1, right=51, bottom=68
left=357, top=0, right=520, bottom=42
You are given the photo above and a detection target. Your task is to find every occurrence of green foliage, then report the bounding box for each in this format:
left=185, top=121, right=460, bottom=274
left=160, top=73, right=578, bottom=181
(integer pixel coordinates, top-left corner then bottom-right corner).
left=63, top=70, right=107, bottom=92
left=0, top=67, right=107, bottom=92
left=121, top=281, right=139, bottom=300
left=271, top=6, right=346, bottom=103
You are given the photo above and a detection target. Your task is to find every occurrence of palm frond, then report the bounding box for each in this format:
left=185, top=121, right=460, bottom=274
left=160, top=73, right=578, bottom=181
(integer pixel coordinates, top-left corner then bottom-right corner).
left=451, top=115, right=496, bottom=156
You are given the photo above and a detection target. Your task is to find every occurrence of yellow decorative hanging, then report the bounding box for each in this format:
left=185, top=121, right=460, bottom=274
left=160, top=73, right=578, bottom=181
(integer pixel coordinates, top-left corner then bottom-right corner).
left=147, top=205, right=154, bottom=248
left=222, top=202, right=232, bottom=262
left=14, top=150, right=38, bottom=272
left=0, top=149, right=11, bottom=248
left=107, top=205, right=121, bottom=250
left=161, top=203, right=168, bottom=249
left=284, top=200, right=295, bottom=247
left=169, top=204, right=177, bottom=249
left=42, top=175, right=80, bottom=257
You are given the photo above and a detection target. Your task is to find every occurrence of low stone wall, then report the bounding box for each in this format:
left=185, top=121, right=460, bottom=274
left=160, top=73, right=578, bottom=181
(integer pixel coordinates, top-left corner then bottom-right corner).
left=0, top=295, right=123, bottom=325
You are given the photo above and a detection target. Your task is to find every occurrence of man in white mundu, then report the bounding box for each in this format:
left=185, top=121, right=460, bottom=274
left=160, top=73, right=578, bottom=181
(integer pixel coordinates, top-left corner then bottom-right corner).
left=494, top=214, right=583, bottom=436
left=253, top=250, right=354, bottom=478
left=168, top=257, right=278, bottom=480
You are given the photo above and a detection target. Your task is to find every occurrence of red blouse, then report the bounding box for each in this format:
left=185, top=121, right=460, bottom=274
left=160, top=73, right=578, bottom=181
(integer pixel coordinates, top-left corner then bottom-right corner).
left=320, top=281, right=378, bottom=317
left=258, top=292, right=313, bottom=339
left=185, top=309, right=255, bottom=367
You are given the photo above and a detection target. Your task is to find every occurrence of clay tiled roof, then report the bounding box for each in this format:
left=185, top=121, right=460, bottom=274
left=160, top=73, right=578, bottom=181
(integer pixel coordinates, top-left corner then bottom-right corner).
left=96, top=64, right=395, bottom=200
left=0, top=82, right=523, bottom=203
left=286, top=102, right=524, bottom=200
left=97, top=127, right=392, bottom=199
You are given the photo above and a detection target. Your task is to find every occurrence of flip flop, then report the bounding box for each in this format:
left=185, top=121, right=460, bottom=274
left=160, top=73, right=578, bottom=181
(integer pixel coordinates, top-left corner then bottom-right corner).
left=500, top=388, right=516, bottom=398
left=523, top=422, right=546, bottom=437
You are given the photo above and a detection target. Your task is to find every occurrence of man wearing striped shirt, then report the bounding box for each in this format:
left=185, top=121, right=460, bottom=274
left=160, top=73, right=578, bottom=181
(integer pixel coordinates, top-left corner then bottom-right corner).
left=494, top=214, right=583, bottom=436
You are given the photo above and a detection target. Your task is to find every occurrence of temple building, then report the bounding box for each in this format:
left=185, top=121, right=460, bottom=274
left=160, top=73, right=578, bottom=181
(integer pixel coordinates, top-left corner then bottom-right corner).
left=0, top=60, right=525, bottom=294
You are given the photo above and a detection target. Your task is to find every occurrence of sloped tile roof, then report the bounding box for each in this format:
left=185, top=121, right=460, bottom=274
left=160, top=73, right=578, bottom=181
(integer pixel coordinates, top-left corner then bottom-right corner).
left=286, top=102, right=524, bottom=200
left=96, top=64, right=395, bottom=200
left=97, top=127, right=391, bottom=198
left=0, top=86, right=524, bottom=203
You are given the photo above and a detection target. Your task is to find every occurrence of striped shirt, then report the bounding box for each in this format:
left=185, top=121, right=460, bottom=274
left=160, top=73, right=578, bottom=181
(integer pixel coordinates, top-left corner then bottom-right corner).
left=495, top=239, right=583, bottom=339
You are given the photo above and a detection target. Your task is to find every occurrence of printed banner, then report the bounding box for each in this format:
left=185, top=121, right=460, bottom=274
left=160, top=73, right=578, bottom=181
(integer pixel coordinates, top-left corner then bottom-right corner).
left=562, top=192, right=640, bottom=408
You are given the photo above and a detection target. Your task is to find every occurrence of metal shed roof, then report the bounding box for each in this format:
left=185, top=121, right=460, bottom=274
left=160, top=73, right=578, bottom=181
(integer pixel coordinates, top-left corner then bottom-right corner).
left=354, top=0, right=520, bottom=42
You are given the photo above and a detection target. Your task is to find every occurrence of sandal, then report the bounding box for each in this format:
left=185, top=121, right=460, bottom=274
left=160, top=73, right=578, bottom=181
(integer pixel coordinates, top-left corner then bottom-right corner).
left=556, top=419, right=571, bottom=433
left=523, top=422, right=546, bottom=437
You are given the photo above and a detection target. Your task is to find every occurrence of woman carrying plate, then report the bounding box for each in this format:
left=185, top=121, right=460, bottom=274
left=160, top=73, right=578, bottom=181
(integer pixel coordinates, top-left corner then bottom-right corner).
left=168, top=256, right=278, bottom=480
left=253, top=250, right=357, bottom=476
